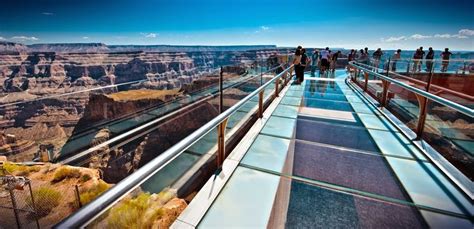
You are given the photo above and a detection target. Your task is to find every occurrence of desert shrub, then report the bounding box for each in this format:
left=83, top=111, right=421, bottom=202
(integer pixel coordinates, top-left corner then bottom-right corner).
left=106, top=192, right=163, bottom=228
left=28, top=187, right=61, bottom=217
left=79, top=180, right=109, bottom=205
left=1, top=162, right=39, bottom=176
left=80, top=174, right=92, bottom=183
left=52, top=166, right=81, bottom=183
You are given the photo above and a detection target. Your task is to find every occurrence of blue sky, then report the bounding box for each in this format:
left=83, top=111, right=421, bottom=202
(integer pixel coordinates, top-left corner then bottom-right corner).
left=1, top=0, right=473, bottom=50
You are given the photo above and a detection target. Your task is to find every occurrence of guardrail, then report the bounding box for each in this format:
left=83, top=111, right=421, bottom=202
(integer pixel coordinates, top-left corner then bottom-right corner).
left=54, top=64, right=294, bottom=228
left=58, top=63, right=285, bottom=165
left=348, top=60, right=473, bottom=198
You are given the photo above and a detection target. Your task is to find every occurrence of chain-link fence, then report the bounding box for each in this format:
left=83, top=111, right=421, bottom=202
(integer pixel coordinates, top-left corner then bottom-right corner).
left=0, top=175, right=40, bottom=229
left=0, top=174, right=82, bottom=228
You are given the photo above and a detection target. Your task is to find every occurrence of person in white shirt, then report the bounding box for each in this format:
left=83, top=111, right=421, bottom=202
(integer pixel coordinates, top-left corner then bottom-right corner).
left=320, top=47, right=330, bottom=74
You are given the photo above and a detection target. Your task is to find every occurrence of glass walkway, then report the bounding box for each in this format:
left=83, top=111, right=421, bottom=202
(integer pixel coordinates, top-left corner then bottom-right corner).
left=174, top=70, right=473, bottom=228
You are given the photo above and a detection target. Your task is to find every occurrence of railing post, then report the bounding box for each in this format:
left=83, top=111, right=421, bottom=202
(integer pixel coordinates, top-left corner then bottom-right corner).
left=275, top=77, right=280, bottom=98
left=364, top=71, right=369, bottom=92
left=258, top=91, right=264, bottom=118
left=415, top=66, right=434, bottom=140
left=406, top=58, right=411, bottom=74
left=462, top=61, right=466, bottom=75
left=217, top=118, right=228, bottom=168
left=219, top=66, right=224, bottom=114
left=380, top=80, right=391, bottom=107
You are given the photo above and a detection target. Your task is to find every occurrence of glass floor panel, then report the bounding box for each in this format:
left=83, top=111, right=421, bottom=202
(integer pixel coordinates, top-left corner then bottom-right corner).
left=273, top=104, right=299, bottom=119
left=261, top=116, right=297, bottom=139
left=241, top=134, right=291, bottom=173
left=357, top=113, right=400, bottom=132
left=302, top=98, right=355, bottom=112
left=292, top=141, right=407, bottom=200
left=280, top=96, right=302, bottom=106
left=295, top=119, right=380, bottom=152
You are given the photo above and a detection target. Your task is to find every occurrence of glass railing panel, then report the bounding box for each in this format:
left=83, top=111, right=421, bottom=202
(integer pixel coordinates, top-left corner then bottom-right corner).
left=422, top=100, right=474, bottom=180
left=385, top=82, right=420, bottom=133
left=427, top=60, right=474, bottom=107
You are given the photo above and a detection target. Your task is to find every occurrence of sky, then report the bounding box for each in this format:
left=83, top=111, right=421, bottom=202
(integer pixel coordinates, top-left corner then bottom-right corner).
left=0, top=0, right=473, bottom=50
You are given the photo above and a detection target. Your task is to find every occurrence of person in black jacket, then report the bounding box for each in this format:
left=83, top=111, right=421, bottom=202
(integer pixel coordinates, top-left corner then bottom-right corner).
left=425, top=47, right=434, bottom=72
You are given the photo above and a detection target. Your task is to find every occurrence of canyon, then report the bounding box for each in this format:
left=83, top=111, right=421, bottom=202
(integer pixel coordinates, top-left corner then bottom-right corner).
left=0, top=42, right=282, bottom=167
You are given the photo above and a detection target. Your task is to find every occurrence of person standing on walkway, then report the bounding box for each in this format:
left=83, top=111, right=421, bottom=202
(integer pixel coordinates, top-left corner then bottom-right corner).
left=293, top=48, right=302, bottom=84
left=372, top=48, right=384, bottom=71
left=358, top=49, right=368, bottom=65
left=412, top=48, right=422, bottom=73
left=320, top=47, right=330, bottom=75
left=300, top=48, right=309, bottom=83
left=364, top=47, right=370, bottom=65
left=425, top=47, right=434, bottom=72
left=331, top=51, right=341, bottom=72
left=311, top=49, right=320, bottom=76
left=441, top=48, right=452, bottom=72
left=391, top=49, right=401, bottom=72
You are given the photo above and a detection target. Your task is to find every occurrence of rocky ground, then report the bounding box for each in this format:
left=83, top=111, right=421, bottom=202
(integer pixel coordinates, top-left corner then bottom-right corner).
left=0, top=161, right=187, bottom=228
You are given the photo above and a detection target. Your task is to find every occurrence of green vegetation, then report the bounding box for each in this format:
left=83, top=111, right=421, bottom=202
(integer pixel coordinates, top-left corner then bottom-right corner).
left=106, top=192, right=163, bottom=228
left=107, top=89, right=181, bottom=101
left=0, top=162, right=40, bottom=176
left=28, top=187, right=61, bottom=217
left=52, top=166, right=81, bottom=183
left=79, top=180, right=109, bottom=205
left=80, top=174, right=92, bottom=183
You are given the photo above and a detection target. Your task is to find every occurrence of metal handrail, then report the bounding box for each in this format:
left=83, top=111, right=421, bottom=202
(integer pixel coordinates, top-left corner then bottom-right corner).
left=58, top=63, right=285, bottom=165
left=54, top=64, right=293, bottom=228
left=349, top=61, right=474, bottom=118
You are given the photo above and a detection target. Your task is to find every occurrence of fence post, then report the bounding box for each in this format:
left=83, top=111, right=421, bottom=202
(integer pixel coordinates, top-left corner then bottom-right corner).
left=27, top=182, right=40, bottom=229
left=75, top=185, right=82, bottom=208
left=258, top=91, right=264, bottom=118
left=8, top=187, right=21, bottom=229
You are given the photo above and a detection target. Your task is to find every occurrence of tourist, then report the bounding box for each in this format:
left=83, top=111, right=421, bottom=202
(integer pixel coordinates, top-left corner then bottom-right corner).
left=293, top=48, right=302, bottom=84
left=348, top=49, right=355, bottom=62
left=418, top=46, right=425, bottom=72
left=331, top=51, right=341, bottom=72
left=425, top=47, right=434, bottom=72
left=364, top=47, right=370, bottom=65
left=412, top=48, right=422, bottom=73
left=311, top=49, right=320, bottom=76
left=372, top=48, right=383, bottom=71
left=391, top=49, right=401, bottom=72
left=300, top=48, right=309, bottom=82
left=358, top=49, right=368, bottom=65
left=320, top=47, right=330, bottom=74
left=441, top=48, right=452, bottom=72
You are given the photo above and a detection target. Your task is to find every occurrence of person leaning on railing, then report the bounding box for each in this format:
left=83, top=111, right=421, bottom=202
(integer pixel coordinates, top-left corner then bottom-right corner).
left=441, top=48, right=452, bottom=72
left=425, top=47, right=434, bottom=72
left=390, top=49, right=402, bottom=72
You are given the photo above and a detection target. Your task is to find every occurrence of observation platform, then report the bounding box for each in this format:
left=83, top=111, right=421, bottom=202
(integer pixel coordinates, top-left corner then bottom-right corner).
left=174, top=70, right=473, bottom=228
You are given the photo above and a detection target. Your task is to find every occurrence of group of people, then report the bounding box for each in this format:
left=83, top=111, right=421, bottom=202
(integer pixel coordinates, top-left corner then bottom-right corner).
left=292, top=45, right=457, bottom=84
left=293, top=46, right=342, bottom=84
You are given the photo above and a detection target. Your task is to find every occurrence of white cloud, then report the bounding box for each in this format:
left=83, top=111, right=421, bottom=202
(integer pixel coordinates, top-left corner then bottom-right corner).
left=82, top=37, right=90, bottom=40
left=383, top=36, right=407, bottom=42
left=459, top=29, right=474, bottom=36
left=11, top=36, right=39, bottom=41
left=0, top=37, right=5, bottom=40
left=434, top=33, right=467, bottom=39
left=141, top=33, right=157, bottom=38
left=410, top=34, right=432, bottom=39
left=41, top=12, right=54, bottom=16
left=260, top=26, right=270, bottom=31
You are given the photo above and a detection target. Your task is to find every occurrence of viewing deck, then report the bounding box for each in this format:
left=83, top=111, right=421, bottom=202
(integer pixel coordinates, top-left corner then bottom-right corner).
left=173, top=71, right=472, bottom=228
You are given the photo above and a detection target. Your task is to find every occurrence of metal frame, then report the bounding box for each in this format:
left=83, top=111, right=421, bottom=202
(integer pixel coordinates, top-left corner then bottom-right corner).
left=54, top=64, right=294, bottom=228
